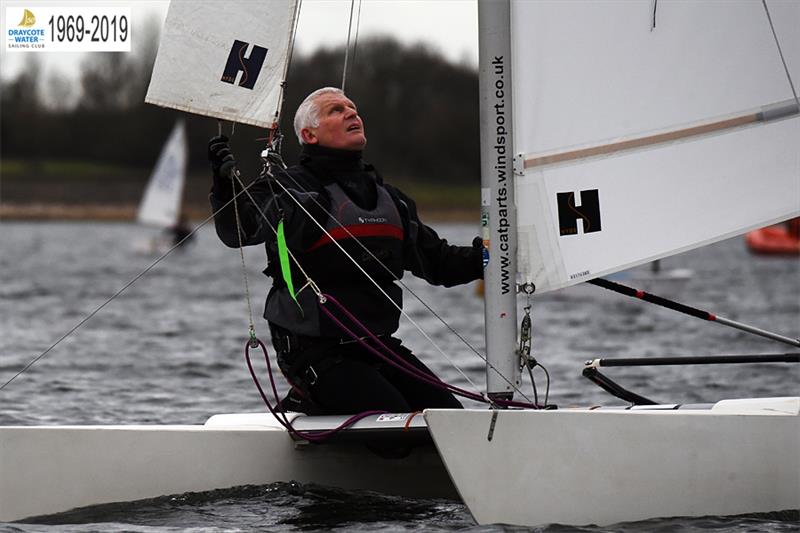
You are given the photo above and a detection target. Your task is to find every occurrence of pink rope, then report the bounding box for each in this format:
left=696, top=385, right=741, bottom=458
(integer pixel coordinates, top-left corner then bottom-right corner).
left=319, top=293, right=540, bottom=409
left=245, top=291, right=540, bottom=441
left=245, top=338, right=386, bottom=442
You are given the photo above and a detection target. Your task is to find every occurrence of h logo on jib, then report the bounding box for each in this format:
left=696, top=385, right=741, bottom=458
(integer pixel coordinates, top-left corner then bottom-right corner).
left=220, top=40, right=268, bottom=90
left=557, top=189, right=602, bottom=236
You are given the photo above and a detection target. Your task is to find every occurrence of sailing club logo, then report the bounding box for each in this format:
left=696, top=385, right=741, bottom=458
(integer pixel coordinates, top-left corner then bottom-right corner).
left=18, top=9, right=36, bottom=27
left=7, top=8, right=44, bottom=49
left=557, top=189, right=602, bottom=236
left=220, top=40, right=268, bottom=89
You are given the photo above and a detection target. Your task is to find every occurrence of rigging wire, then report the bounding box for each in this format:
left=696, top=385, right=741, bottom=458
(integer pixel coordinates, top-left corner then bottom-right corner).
left=350, top=0, right=363, bottom=79
left=0, top=180, right=264, bottom=392
left=3, top=1, right=521, bottom=402
left=260, top=176, right=485, bottom=396
left=223, top=163, right=538, bottom=407
left=341, top=0, right=355, bottom=91
left=341, top=0, right=361, bottom=92
left=762, top=0, right=799, bottom=107
left=251, top=172, right=535, bottom=404
left=274, top=169, right=488, bottom=363
left=211, top=1, right=529, bottom=406
left=231, top=167, right=258, bottom=343
left=229, top=166, right=319, bottom=293
left=317, top=293, right=536, bottom=408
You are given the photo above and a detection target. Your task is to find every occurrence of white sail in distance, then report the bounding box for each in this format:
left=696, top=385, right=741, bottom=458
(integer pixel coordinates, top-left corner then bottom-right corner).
left=145, top=0, right=298, bottom=128
left=509, top=0, right=800, bottom=293
left=137, top=121, right=187, bottom=228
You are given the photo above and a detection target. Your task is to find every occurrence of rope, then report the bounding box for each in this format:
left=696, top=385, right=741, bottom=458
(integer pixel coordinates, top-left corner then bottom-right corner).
left=319, top=294, right=484, bottom=402
left=235, top=163, right=536, bottom=403
left=319, top=293, right=538, bottom=408
left=245, top=337, right=386, bottom=441
left=274, top=169, right=489, bottom=364
left=265, top=170, right=534, bottom=401
left=232, top=164, right=540, bottom=410
left=266, top=176, right=498, bottom=399
left=762, top=0, right=799, bottom=107
left=232, top=172, right=319, bottom=295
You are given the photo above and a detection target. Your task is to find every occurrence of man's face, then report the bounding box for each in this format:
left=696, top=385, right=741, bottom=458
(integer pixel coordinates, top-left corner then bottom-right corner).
left=301, top=92, right=366, bottom=151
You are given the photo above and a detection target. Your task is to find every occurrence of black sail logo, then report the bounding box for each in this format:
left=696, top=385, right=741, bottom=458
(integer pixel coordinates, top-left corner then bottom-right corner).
left=557, top=189, right=601, bottom=236
left=220, top=40, right=268, bottom=89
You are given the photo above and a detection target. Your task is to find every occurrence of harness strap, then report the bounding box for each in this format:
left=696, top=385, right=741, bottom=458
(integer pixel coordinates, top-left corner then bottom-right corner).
left=270, top=324, right=387, bottom=386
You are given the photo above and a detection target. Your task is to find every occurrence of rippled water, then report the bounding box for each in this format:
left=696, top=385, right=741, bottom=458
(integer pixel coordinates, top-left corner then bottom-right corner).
left=1, top=221, right=798, bottom=531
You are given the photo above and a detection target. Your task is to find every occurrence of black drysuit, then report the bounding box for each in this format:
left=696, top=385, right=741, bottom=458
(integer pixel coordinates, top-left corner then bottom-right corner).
left=210, top=143, right=483, bottom=414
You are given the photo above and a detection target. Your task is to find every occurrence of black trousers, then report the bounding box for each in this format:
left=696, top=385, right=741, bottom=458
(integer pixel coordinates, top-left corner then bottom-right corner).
left=272, top=328, right=462, bottom=415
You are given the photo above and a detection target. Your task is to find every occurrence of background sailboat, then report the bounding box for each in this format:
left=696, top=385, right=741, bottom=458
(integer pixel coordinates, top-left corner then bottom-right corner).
left=134, top=120, right=189, bottom=254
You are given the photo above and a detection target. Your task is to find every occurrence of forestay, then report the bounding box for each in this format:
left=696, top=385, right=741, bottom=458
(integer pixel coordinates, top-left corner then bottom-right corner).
left=511, top=0, right=800, bottom=293
left=145, top=0, right=298, bottom=128
left=137, top=121, right=187, bottom=228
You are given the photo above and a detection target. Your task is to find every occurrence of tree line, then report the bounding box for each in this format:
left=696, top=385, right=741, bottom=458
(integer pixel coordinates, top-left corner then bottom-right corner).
left=1, top=35, right=480, bottom=186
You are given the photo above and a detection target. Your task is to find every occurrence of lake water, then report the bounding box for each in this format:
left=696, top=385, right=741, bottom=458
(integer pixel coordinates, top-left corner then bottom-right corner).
left=1, top=221, right=798, bottom=532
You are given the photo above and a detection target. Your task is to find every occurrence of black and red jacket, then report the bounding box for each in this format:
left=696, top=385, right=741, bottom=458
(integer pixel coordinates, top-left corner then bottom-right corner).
left=210, top=144, right=482, bottom=338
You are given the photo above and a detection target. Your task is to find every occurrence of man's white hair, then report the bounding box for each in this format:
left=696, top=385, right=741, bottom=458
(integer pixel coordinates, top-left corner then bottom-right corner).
left=293, top=87, right=344, bottom=145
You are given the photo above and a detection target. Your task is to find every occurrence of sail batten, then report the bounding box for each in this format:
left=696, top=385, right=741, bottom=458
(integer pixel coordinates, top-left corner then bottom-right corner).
left=516, top=115, right=799, bottom=292
left=523, top=99, right=799, bottom=169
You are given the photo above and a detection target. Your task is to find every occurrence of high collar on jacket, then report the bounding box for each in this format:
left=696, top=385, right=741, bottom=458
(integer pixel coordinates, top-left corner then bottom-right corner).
left=299, top=144, right=366, bottom=180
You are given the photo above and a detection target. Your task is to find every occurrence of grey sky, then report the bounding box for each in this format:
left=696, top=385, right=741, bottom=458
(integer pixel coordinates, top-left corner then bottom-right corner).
left=1, top=0, right=478, bottom=84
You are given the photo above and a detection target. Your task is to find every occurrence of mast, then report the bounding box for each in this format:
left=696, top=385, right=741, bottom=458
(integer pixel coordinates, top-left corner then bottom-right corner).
left=478, top=0, right=520, bottom=400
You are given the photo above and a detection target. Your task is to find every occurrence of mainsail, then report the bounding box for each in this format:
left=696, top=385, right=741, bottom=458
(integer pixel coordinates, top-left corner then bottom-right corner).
left=145, top=0, right=298, bottom=128
left=510, top=0, right=800, bottom=293
left=137, top=121, right=187, bottom=228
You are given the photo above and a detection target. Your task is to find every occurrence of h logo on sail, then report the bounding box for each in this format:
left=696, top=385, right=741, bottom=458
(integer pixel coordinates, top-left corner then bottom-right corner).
left=557, top=190, right=601, bottom=236
left=220, top=40, right=268, bottom=90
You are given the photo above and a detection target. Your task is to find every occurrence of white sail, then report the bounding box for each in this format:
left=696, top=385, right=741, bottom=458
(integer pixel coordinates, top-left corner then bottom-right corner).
left=137, top=121, right=187, bottom=228
left=511, top=0, right=800, bottom=293
left=145, top=0, right=298, bottom=128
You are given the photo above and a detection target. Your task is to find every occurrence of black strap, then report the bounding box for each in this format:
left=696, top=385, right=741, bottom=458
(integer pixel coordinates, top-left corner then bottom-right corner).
left=270, top=325, right=336, bottom=379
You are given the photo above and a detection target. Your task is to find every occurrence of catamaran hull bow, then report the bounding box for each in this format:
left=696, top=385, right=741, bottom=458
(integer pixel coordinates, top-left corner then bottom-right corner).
left=425, top=398, right=800, bottom=527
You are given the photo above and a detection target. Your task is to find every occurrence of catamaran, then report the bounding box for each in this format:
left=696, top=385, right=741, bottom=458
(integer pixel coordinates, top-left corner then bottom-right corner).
left=1, top=0, right=798, bottom=527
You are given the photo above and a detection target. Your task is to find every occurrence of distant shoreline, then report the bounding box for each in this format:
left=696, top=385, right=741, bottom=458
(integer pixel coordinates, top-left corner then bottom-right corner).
left=0, top=203, right=479, bottom=223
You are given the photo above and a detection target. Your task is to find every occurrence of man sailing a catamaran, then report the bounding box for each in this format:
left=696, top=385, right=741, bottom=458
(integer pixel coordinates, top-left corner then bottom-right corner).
left=209, top=87, right=483, bottom=415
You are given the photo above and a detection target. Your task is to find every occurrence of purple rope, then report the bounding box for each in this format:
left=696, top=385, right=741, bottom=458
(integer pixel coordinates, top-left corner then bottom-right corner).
left=318, top=295, right=485, bottom=402
left=245, top=338, right=386, bottom=442
left=319, top=293, right=540, bottom=409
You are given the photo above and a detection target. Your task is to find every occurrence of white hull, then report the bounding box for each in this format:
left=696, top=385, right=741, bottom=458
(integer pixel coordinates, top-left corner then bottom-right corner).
left=3, top=399, right=798, bottom=525
left=0, top=413, right=455, bottom=523
left=425, top=398, right=800, bottom=527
